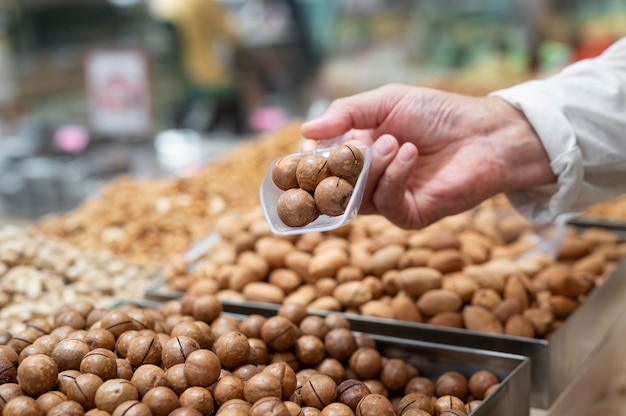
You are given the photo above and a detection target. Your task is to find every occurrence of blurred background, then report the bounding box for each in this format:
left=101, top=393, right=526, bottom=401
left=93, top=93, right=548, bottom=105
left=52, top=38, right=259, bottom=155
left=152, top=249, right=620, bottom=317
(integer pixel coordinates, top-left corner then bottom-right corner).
left=0, top=0, right=625, bottom=220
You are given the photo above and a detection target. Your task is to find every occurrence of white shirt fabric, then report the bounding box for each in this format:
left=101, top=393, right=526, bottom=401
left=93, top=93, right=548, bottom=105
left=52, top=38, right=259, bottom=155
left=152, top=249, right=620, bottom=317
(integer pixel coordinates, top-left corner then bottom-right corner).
left=490, top=37, right=626, bottom=224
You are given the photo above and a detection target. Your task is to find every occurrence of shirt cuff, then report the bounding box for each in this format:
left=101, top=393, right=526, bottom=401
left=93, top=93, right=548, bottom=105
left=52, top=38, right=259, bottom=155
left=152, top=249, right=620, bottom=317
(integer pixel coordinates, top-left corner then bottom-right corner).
left=489, top=83, right=584, bottom=224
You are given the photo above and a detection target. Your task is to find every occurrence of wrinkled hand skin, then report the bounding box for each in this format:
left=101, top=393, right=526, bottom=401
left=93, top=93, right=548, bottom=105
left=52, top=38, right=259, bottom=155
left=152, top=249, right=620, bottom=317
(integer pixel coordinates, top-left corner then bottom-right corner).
left=301, top=83, right=555, bottom=229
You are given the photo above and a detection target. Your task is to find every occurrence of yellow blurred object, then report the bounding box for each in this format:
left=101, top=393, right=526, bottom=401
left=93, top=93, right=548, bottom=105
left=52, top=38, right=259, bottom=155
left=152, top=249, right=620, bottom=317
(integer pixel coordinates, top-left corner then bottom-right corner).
left=150, top=0, right=239, bottom=89
left=421, top=55, right=531, bottom=97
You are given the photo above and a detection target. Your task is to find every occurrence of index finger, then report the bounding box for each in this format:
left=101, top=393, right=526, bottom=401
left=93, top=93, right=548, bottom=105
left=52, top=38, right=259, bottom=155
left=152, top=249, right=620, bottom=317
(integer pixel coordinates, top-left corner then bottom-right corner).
left=300, top=84, right=407, bottom=140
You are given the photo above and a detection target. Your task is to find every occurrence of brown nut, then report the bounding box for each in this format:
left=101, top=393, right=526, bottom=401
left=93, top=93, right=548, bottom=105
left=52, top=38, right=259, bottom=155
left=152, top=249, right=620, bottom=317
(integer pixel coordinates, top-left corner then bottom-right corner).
left=294, top=335, right=326, bottom=367
left=212, top=374, right=245, bottom=406
left=66, top=372, right=103, bottom=409
left=81, top=348, right=119, bottom=381
left=328, top=144, right=364, bottom=182
left=504, top=314, right=536, bottom=338
left=183, top=349, right=221, bottom=387
left=349, top=347, right=382, bottom=380
left=214, top=331, right=250, bottom=369
left=130, top=364, right=167, bottom=398
left=263, top=362, right=298, bottom=400
left=316, top=358, right=346, bottom=385
left=397, top=392, right=434, bottom=415
left=215, top=398, right=251, bottom=416
left=334, top=281, right=372, bottom=309
left=417, top=289, right=463, bottom=316
left=127, top=335, right=163, bottom=368
left=179, top=386, right=215, bottom=415
left=95, top=378, right=139, bottom=414
left=248, top=338, right=270, bottom=365
left=395, top=267, right=443, bottom=297
left=17, top=354, right=58, bottom=396
left=337, top=379, right=371, bottom=411
left=318, top=402, right=354, bottom=416
left=36, top=391, right=66, bottom=414
left=273, top=155, right=302, bottom=190
left=51, top=338, right=90, bottom=371
left=404, top=376, right=435, bottom=397
left=297, top=154, right=330, bottom=192
left=100, top=311, right=136, bottom=339
left=299, top=316, right=330, bottom=340
left=165, top=363, right=190, bottom=396
left=142, top=386, right=179, bottom=416
left=434, top=395, right=466, bottom=415
left=249, top=396, right=290, bottom=416
left=427, top=249, right=465, bottom=274
left=277, top=188, right=320, bottom=227
left=162, top=336, right=201, bottom=369
left=8, top=329, right=39, bottom=355
left=0, top=357, right=17, bottom=384
left=355, top=393, right=395, bottom=416
left=112, top=400, right=152, bottom=416
left=232, top=363, right=261, bottom=381
left=239, top=315, right=267, bottom=339
left=301, top=373, right=337, bottom=409
left=261, top=316, right=299, bottom=352
left=324, top=328, right=357, bottom=363
left=435, top=371, right=468, bottom=399
left=380, top=358, right=410, bottom=392
left=468, top=370, right=499, bottom=400
left=2, top=396, right=43, bottom=416
left=277, top=303, right=309, bottom=325
left=243, top=371, right=282, bottom=404
left=115, top=330, right=140, bottom=359
left=168, top=407, right=202, bottom=416
left=462, top=305, right=503, bottom=334
left=314, top=176, right=354, bottom=217
left=84, top=328, right=116, bottom=351
left=427, top=311, right=464, bottom=329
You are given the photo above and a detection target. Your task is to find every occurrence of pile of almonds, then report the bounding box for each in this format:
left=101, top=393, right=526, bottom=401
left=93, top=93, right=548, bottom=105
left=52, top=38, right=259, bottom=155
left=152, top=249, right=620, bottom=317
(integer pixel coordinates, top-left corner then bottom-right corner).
left=0, top=294, right=503, bottom=415
left=37, top=122, right=302, bottom=266
left=161, top=205, right=626, bottom=340
left=0, top=225, right=154, bottom=335
left=582, top=194, right=626, bottom=221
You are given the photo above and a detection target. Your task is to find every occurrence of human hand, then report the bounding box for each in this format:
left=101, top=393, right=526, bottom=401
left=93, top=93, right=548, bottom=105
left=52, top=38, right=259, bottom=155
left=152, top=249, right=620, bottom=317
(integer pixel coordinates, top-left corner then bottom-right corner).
left=301, top=84, right=555, bottom=229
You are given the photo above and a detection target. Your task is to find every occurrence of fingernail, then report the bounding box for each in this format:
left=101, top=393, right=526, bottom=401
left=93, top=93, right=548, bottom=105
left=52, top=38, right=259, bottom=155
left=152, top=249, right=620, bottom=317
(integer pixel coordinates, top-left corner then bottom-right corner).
left=398, top=143, right=417, bottom=162
left=375, top=135, right=394, bottom=156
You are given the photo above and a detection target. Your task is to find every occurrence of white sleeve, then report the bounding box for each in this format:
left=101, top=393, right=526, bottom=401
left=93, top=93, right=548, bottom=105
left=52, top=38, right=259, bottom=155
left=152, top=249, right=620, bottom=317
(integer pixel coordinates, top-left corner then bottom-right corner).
left=489, top=37, right=626, bottom=224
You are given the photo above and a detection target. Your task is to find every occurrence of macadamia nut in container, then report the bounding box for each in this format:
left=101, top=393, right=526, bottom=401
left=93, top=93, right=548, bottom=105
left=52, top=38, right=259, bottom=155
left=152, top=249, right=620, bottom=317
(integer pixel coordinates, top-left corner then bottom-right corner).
left=261, top=144, right=371, bottom=235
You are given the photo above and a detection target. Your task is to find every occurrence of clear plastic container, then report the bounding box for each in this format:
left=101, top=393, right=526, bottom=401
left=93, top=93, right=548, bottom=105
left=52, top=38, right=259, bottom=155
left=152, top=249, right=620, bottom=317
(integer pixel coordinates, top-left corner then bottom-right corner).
left=260, top=144, right=372, bottom=235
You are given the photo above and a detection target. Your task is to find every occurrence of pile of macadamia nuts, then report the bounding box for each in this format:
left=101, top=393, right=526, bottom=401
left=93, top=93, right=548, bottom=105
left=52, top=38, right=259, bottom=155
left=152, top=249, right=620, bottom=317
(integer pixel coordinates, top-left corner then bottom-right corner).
left=0, top=225, right=154, bottom=335
left=272, top=144, right=365, bottom=227
left=0, top=294, right=502, bottom=415
left=161, top=204, right=626, bottom=340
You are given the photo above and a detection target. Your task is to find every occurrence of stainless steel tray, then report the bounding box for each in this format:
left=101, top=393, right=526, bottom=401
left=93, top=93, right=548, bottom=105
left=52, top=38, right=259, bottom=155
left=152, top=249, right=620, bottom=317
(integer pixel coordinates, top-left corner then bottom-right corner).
left=219, top=309, right=530, bottom=416
left=568, top=216, right=626, bottom=240
left=546, top=305, right=626, bottom=415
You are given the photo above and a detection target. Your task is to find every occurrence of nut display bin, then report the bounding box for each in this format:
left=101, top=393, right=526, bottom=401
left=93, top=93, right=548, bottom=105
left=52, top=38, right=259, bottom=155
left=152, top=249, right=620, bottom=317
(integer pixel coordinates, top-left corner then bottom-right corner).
left=220, top=309, right=531, bottom=416
left=145, top=223, right=626, bottom=409
left=545, top=305, right=626, bottom=415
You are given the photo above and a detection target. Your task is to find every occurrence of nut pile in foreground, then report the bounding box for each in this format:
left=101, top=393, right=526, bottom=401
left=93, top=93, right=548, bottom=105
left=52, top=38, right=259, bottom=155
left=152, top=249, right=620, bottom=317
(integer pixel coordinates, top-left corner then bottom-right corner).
left=162, top=205, right=626, bottom=340
left=0, top=295, right=500, bottom=416
left=273, top=144, right=364, bottom=227
left=0, top=225, right=154, bottom=335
